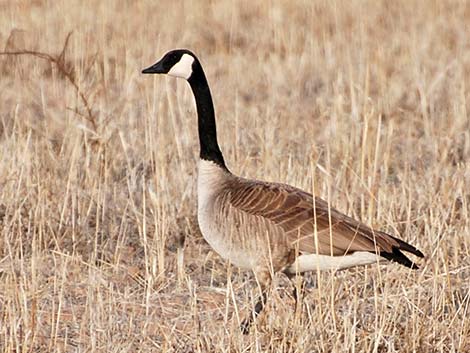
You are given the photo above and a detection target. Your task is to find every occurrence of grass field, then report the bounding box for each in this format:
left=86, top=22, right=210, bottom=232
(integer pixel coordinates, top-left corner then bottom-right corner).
left=1, top=0, right=469, bottom=351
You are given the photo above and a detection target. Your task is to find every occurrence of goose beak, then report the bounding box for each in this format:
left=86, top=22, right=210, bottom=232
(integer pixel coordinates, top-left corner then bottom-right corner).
left=142, top=60, right=166, bottom=74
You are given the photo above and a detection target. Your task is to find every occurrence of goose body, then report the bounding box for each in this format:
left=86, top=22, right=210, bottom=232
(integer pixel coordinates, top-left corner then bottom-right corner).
left=197, top=159, right=420, bottom=275
left=142, top=49, right=424, bottom=331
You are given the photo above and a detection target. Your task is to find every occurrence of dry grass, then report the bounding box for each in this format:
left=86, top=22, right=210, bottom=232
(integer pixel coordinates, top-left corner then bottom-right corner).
left=1, top=0, right=469, bottom=352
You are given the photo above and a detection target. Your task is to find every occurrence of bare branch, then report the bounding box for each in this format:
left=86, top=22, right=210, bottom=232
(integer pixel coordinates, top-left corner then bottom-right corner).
left=0, top=32, right=98, bottom=131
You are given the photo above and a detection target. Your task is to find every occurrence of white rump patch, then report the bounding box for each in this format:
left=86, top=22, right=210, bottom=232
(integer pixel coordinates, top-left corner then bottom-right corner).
left=286, top=251, right=383, bottom=273
left=168, top=53, right=194, bottom=79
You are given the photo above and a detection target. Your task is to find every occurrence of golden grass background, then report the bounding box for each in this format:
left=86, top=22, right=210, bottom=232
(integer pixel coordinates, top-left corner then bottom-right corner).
left=1, top=0, right=469, bottom=351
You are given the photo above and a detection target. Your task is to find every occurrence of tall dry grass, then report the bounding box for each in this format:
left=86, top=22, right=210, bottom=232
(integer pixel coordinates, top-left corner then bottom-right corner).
left=0, top=0, right=469, bottom=351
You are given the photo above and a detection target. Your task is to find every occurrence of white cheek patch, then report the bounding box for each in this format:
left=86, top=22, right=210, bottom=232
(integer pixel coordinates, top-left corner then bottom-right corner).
left=168, top=53, right=194, bottom=79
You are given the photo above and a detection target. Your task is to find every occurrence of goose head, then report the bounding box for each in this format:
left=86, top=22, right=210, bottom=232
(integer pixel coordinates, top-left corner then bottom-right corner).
left=142, top=49, right=196, bottom=80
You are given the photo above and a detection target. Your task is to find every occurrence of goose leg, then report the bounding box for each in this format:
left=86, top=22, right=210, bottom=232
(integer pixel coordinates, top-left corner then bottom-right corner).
left=292, top=276, right=305, bottom=312
left=285, top=271, right=305, bottom=311
left=240, top=270, right=270, bottom=334
left=240, top=291, right=268, bottom=334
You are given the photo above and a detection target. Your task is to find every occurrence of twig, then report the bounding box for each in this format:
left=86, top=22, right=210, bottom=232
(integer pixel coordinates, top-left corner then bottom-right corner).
left=0, top=32, right=98, bottom=131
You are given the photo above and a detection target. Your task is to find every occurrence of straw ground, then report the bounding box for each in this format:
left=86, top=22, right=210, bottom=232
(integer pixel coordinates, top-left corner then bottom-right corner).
left=0, top=1, right=469, bottom=351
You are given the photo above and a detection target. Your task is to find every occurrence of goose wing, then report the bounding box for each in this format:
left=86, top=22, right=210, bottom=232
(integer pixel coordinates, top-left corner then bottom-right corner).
left=228, top=178, right=423, bottom=268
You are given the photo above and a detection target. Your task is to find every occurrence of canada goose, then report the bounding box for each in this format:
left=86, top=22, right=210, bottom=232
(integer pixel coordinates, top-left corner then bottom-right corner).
left=142, top=49, right=424, bottom=333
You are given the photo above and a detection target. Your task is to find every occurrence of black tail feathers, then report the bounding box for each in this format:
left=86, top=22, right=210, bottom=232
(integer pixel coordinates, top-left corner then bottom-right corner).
left=389, top=235, right=425, bottom=258
left=379, top=247, right=420, bottom=269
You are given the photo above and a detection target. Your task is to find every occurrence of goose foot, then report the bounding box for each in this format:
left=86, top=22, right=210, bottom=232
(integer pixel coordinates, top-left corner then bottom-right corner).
left=240, top=292, right=267, bottom=334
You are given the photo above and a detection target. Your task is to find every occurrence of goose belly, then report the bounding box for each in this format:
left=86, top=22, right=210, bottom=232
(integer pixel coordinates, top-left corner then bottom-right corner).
left=197, top=209, right=258, bottom=269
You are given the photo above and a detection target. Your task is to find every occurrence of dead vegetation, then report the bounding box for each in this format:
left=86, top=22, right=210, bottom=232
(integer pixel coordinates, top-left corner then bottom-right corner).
left=0, top=0, right=469, bottom=352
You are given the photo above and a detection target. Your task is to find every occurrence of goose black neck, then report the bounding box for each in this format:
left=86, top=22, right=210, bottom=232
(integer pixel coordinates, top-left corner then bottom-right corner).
left=188, top=61, right=227, bottom=170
